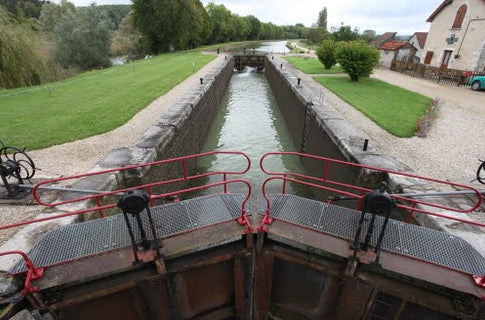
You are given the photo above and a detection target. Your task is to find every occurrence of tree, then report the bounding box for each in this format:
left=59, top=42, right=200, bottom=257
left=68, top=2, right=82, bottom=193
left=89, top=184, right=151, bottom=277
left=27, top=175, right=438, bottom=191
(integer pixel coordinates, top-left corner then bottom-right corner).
left=335, top=41, right=379, bottom=81
left=316, top=40, right=338, bottom=69
left=39, top=0, right=75, bottom=32
left=361, top=29, right=376, bottom=44
left=233, top=15, right=250, bottom=41
left=175, top=0, right=211, bottom=49
left=316, top=7, right=327, bottom=32
left=206, top=3, right=233, bottom=43
left=307, top=27, right=326, bottom=44
left=1, top=0, right=45, bottom=19
left=0, top=7, right=45, bottom=88
left=331, top=24, right=359, bottom=42
left=96, top=5, right=131, bottom=30
left=111, top=11, right=149, bottom=59
left=244, top=15, right=261, bottom=40
left=133, top=0, right=210, bottom=52
left=54, top=4, right=113, bottom=70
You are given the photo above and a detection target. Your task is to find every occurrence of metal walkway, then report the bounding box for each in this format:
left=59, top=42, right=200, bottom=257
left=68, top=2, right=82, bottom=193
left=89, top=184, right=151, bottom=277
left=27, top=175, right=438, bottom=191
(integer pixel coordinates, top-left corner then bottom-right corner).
left=11, top=193, right=246, bottom=274
left=11, top=194, right=485, bottom=278
left=266, top=194, right=485, bottom=277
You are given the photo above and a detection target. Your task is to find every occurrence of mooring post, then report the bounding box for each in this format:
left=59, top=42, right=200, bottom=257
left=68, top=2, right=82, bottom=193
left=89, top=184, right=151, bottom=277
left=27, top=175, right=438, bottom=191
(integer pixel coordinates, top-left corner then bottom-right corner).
left=280, top=64, right=283, bottom=69
left=297, top=78, right=301, bottom=85
left=200, top=78, right=203, bottom=85
left=363, top=139, right=369, bottom=151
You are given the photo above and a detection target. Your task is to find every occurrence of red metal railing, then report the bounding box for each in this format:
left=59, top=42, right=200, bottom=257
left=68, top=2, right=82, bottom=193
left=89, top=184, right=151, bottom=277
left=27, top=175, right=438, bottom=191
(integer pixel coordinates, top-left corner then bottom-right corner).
left=259, top=152, right=484, bottom=230
left=0, top=251, right=44, bottom=295
left=0, top=151, right=252, bottom=232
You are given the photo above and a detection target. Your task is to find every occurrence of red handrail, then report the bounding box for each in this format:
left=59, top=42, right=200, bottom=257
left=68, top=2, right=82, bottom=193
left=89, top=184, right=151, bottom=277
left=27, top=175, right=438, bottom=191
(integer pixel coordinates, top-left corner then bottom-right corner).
left=259, top=152, right=483, bottom=230
left=1, top=151, right=252, bottom=231
left=0, top=251, right=44, bottom=295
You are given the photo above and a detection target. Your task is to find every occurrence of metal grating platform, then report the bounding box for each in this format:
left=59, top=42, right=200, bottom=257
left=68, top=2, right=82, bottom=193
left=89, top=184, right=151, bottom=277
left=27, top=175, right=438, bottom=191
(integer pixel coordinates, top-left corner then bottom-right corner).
left=266, top=194, right=485, bottom=277
left=10, top=193, right=485, bottom=278
left=11, top=193, right=246, bottom=274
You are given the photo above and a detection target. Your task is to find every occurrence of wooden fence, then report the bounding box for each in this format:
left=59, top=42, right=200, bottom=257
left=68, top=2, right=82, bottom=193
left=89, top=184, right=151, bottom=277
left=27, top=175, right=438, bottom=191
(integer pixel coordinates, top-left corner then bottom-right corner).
left=390, top=60, right=485, bottom=87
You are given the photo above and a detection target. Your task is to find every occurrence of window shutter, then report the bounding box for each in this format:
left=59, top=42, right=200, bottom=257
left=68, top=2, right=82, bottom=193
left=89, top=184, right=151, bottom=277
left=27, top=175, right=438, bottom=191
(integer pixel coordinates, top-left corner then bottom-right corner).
left=424, top=51, right=434, bottom=64
left=452, top=5, right=467, bottom=29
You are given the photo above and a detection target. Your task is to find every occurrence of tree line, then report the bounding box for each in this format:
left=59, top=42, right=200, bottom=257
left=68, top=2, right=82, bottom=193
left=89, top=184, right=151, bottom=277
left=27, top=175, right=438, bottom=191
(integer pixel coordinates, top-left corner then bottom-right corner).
left=0, top=0, right=312, bottom=89
left=0, top=1, right=379, bottom=89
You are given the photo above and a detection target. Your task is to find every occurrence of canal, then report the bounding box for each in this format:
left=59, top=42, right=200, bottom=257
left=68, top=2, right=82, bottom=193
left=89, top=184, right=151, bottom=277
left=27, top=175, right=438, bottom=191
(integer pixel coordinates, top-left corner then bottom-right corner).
left=196, top=42, right=308, bottom=195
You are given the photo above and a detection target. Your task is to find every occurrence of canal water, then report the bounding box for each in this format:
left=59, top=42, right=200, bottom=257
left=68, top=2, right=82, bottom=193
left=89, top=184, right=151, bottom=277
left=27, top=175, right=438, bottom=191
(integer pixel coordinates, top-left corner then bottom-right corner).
left=196, top=65, right=307, bottom=195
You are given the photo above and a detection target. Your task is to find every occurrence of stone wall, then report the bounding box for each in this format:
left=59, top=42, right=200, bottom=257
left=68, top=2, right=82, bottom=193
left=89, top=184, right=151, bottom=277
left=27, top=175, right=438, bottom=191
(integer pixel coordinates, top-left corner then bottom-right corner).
left=264, top=56, right=409, bottom=186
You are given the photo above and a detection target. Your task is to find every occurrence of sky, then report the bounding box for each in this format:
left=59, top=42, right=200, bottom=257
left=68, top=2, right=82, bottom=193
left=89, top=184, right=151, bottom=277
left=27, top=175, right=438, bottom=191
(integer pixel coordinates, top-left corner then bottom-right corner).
left=54, top=0, right=445, bottom=35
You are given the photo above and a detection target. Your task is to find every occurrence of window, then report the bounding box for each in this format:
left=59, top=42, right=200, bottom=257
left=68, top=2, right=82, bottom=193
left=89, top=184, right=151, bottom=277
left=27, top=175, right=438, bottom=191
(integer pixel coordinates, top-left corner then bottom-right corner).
left=424, top=51, right=434, bottom=64
left=441, top=50, right=453, bottom=68
left=452, top=4, right=467, bottom=29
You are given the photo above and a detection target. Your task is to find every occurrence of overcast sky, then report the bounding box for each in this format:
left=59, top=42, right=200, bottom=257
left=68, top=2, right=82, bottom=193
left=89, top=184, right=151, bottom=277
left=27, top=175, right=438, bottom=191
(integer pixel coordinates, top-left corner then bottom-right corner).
left=54, top=0, right=444, bottom=35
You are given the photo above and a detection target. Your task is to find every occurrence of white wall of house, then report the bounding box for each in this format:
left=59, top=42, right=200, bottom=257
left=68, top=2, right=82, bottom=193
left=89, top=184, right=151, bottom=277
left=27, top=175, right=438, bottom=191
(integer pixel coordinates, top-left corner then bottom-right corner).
left=379, top=50, right=396, bottom=68
left=409, top=34, right=425, bottom=60
left=423, top=0, right=485, bottom=71
left=396, top=48, right=413, bottom=62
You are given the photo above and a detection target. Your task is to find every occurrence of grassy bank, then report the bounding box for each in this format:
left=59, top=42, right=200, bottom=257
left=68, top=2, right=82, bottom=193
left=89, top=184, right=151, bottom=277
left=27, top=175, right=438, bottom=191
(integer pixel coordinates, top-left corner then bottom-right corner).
left=314, top=77, right=431, bottom=137
left=0, top=51, right=215, bottom=150
left=283, top=56, right=343, bottom=74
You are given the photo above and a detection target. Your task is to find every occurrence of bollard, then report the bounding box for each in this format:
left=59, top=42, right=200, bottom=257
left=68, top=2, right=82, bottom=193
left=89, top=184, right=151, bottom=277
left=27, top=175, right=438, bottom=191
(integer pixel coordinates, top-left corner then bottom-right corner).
left=200, top=78, right=203, bottom=84
left=297, top=78, right=301, bottom=85
left=280, top=64, right=283, bottom=69
left=363, top=139, right=369, bottom=151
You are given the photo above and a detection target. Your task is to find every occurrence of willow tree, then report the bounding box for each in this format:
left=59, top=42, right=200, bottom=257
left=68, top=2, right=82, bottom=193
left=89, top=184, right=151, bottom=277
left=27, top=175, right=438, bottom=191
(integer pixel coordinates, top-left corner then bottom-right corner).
left=0, top=7, right=45, bottom=89
left=132, top=0, right=211, bottom=53
left=54, top=5, right=113, bottom=70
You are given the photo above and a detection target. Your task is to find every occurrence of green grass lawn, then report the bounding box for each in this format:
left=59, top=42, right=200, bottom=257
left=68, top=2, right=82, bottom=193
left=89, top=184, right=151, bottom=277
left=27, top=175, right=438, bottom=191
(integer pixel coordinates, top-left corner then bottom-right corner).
left=283, top=56, right=343, bottom=74
left=313, top=77, right=432, bottom=137
left=0, top=51, right=215, bottom=150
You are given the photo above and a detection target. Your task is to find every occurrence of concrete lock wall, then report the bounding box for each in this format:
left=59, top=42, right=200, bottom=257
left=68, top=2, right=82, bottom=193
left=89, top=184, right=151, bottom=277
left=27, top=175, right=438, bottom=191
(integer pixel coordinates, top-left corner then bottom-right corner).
left=264, top=57, right=409, bottom=187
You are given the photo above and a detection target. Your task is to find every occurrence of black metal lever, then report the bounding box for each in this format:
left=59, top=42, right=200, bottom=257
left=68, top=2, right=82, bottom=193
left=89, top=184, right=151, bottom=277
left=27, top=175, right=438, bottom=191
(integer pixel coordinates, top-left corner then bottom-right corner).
left=117, top=189, right=160, bottom=264
left=352, top=183, right=395, bottom=262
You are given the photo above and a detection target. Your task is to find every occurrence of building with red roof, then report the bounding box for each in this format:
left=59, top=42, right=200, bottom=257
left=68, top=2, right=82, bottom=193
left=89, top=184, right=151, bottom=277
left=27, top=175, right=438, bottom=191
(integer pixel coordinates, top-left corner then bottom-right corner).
left=378, top=40, right=416, bottom=68
left=422, top=0, right=485, bottom=71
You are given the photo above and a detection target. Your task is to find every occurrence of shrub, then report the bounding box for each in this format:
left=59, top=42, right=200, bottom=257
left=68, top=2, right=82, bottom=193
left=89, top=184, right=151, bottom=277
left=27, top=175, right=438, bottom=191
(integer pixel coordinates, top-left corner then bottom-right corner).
left=0, top=7, right=46, bottom=89
left=335, top=41, right=379, bottom=81
left=316, top=40, right=338, bottom=69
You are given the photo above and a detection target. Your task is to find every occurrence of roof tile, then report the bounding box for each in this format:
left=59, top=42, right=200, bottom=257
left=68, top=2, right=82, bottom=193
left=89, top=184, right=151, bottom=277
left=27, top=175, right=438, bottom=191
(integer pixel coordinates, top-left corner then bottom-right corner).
left=379, top=41, right=407, bottom=51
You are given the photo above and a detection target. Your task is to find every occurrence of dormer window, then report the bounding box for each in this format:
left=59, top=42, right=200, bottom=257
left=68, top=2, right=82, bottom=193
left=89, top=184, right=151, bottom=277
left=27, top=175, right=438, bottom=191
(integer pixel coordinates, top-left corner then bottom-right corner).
left=452, top=4, right=467, bottom=29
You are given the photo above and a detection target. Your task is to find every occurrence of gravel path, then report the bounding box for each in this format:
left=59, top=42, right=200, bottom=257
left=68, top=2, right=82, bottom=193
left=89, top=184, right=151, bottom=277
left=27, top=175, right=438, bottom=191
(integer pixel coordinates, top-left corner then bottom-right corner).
left=279, top=54, right=485, bottom=187
left=0, top=53, right=224, bottom=245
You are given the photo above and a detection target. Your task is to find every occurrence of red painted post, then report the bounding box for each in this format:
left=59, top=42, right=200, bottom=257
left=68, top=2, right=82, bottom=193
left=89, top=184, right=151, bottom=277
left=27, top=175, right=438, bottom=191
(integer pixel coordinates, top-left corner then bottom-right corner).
left=146, top=187, right=154, bottom=207
left=406, top=202, right=418, bottom=223
left=223, top=173, right=228, bottom=194
left=282, top=173, right=287, bottom=194
left=323, top=160, right=329, bottom=181
left=94, top=197, right=104, bottom=218
left=0, top=251, right=44, bottom=295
